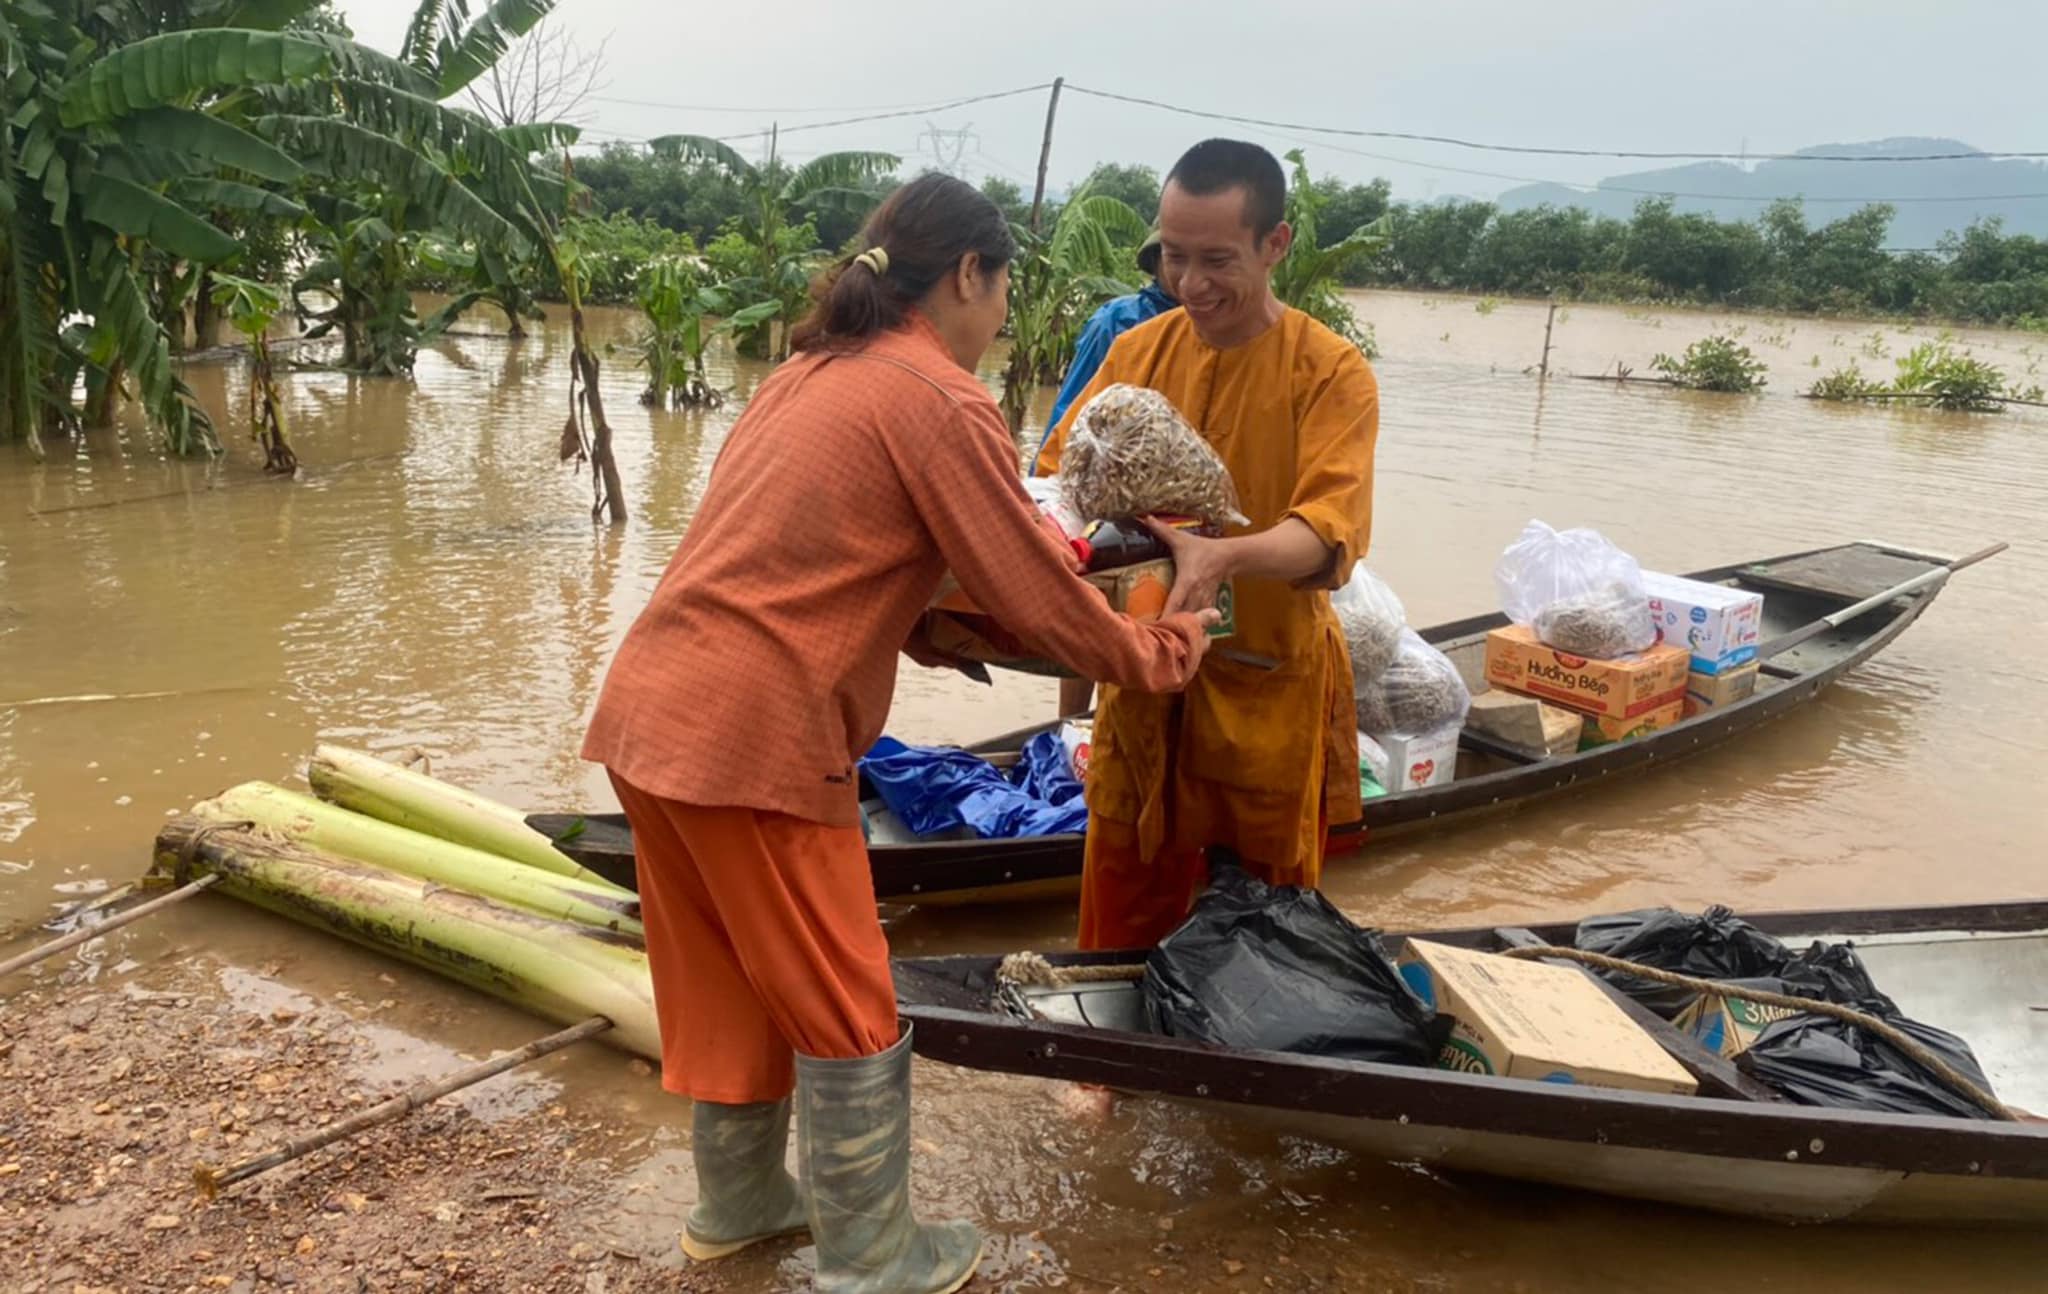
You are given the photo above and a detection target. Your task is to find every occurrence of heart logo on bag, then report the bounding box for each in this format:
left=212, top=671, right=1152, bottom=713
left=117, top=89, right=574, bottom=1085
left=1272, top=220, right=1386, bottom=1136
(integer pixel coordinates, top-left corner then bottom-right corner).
left=1410, top=759, right=1435, bottom=783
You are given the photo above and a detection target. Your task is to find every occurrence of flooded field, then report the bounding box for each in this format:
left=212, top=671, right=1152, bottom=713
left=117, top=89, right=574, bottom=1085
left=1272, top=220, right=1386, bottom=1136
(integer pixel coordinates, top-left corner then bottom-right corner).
left=3, top=291, right=2046, bottom=1289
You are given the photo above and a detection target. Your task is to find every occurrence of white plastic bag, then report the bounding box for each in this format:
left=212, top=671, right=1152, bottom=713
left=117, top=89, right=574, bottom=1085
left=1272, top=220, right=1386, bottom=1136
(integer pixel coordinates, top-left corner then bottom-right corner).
left=1331, top=565, right=1407, bottom=689
left=1023, top=475, right=1085, bottom=546
left=1493, top=520, right=1655, bottom=657
left=1355, top=628, right=1471, bottom=736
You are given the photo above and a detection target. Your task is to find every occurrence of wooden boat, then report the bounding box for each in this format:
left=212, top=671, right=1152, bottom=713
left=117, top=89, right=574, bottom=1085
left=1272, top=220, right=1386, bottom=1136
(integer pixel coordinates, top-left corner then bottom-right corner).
left=893, top=897, right=2048, bottom=1225
left=531, top=540, right=1997, bottom=905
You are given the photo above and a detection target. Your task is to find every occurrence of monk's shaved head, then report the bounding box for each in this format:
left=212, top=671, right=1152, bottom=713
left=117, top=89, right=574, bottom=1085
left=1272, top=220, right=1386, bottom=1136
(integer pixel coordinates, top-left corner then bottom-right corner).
left=1164, top=140, right=1286, bottom=239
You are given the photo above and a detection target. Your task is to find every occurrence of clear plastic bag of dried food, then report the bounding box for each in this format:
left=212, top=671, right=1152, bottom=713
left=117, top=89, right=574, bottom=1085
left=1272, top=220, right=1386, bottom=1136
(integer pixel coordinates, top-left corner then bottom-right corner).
left=1535, top=580, right=1657, bottom=658
left=1331, top=565, right=1406, bottom=688
left=1493, top=520, right=1655, bottom=657
left=1355, top=628, right=1471, bottom=736
left=1058, top=384, right=1249, bottom=528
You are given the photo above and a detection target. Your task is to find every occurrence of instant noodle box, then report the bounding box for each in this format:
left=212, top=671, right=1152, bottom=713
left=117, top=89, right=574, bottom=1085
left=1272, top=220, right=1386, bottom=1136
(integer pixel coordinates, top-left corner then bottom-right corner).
left=1482, top=625, right=1689, bottom=721
left=1673, top=990, right=1800, bottom=1059
left=924, top=560, right=1234, bottom=676
left=1394, top=939, right=1698, bottom=1095
left=1683, top=662, right=1760, bottom=718
left=1578, top=697, right=1686, bottom=751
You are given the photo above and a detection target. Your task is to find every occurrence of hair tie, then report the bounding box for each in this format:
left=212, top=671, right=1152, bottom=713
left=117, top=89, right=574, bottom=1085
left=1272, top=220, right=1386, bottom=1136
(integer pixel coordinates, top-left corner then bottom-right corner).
left=853, top=247, right=890, bottom=276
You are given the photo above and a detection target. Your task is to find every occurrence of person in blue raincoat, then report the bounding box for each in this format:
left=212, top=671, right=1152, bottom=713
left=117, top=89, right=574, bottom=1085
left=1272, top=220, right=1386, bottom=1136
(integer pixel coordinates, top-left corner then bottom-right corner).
left=1031, top=228, right=1178, bottom=470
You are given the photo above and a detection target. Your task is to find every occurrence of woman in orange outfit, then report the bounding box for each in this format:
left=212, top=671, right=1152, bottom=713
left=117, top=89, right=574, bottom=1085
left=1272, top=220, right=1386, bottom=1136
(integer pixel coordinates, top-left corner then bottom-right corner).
left=582, top=174, right=1216, bottom=1294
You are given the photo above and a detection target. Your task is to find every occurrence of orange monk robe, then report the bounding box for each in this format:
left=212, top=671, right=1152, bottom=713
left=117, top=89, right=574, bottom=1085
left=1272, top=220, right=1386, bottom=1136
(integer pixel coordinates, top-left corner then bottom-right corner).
left=1036, top=308, right=1378, bottom=947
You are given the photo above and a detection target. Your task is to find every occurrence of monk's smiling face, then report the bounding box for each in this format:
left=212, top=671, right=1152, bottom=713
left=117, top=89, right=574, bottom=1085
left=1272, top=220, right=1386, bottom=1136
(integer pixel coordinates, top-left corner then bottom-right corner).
left=1158, top=180, right=1291, bottom=348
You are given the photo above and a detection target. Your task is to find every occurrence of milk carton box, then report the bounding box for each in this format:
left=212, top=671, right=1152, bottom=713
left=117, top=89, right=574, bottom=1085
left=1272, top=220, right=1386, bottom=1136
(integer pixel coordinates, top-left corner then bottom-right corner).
left=1641, top=571, right=1763, bottom=676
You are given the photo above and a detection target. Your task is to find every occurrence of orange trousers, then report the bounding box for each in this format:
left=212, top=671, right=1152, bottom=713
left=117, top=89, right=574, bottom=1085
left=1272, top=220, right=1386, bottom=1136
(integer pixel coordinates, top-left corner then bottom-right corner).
left=609, top=773, right=900, bottom=1104
left=1076, top=813, right=1336, bottom=951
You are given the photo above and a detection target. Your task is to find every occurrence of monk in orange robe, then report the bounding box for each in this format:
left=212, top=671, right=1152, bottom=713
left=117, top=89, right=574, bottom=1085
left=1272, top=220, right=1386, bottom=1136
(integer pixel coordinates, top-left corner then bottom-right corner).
left=1035, top=139, right=1379, bottom=950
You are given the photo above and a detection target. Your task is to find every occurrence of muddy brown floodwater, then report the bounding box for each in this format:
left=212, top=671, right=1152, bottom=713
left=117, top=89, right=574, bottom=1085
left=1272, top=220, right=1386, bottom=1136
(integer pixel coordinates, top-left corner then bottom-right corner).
left=3, top=292, right=2047, bottom=1291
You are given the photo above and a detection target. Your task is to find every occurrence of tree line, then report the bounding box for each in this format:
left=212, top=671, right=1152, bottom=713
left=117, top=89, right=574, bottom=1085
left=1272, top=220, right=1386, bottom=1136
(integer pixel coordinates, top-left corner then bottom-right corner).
left=574, top=141, right=2048, bottom=327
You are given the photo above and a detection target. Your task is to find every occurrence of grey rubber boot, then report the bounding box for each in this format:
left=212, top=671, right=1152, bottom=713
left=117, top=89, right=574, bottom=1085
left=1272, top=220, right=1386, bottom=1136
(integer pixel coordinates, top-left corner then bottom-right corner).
left=797, top=1026, right=983, bottom=1294
left=678, top=1097, right=810, bottom=1261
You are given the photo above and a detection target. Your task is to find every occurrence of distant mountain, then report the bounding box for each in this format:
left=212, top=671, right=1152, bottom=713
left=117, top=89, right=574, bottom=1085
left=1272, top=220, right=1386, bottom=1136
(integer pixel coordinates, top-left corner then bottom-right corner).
left=1495, top=138, right=2048, bottom=248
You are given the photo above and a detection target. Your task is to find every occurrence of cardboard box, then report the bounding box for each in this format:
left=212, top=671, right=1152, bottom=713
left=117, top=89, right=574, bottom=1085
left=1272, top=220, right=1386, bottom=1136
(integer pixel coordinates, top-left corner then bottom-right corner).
left=1394, top=939, right=1698, bottom=1095
left=1483, top=625, right=1690, bottom=721
left=1579, top=698, right=1686, bottom=751
left=1642, top=571, right=1764, bottom=676
left=1374, top=725, right=1460, bottom=792
left=926, top=560, right=1234, bottom=675
left=1672, top=990, right=1800, bottom=1059
left=1466, top=689, right=1581, bottom=756
left=1682, top=662, right=1759, bottom=718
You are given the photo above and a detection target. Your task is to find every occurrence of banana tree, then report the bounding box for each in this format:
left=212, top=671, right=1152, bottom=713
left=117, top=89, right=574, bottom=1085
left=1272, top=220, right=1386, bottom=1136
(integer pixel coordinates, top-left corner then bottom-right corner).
left=1273, top=149, right=1389, bottom=356
left=614, top=252, right=778, bottom=408
left=998, top=189, right=1149, bottom=433
left=0, top=0, right=565, bottom=452
left=208, top=271, right=296, bottom=472
left=645, top=133, right=896, bottom=361
left=0, top=15, right=329, bottom=453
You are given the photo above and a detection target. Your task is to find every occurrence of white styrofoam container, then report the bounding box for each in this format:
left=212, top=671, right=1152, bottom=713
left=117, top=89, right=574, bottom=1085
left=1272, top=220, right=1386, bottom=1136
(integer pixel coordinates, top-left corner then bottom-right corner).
left=1641, top=570, right=1763, bottom=676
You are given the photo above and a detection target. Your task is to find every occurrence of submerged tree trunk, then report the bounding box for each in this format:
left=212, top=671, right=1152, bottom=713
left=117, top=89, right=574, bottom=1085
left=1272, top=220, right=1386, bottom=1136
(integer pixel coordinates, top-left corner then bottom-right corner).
left=250, top=338, right=298, bottom=474
left=82, top=359, right=126, bottom=429
left=999, top=349, right=1033, bottom=435
left=570, top=303, right=627, bottom=524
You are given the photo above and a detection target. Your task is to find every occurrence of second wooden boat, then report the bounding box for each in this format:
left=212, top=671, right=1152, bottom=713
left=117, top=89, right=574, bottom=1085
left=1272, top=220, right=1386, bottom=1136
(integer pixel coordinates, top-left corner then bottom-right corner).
left=532, top=540, right=1995, bottom=905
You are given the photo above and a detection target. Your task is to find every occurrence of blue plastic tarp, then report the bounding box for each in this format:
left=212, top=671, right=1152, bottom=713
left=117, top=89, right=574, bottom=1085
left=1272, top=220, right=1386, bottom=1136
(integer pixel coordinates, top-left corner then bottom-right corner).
left=860, top=732, right=1087, bottom=839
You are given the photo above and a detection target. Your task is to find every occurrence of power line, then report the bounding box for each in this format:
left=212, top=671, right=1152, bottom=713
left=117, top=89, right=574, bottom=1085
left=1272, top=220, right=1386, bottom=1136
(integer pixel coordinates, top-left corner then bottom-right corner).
left=709, top=85, right=1049, bottom=143
left=1065, top=84, right=2048, bottom=163
left=590, top=91, right=988, bottom=114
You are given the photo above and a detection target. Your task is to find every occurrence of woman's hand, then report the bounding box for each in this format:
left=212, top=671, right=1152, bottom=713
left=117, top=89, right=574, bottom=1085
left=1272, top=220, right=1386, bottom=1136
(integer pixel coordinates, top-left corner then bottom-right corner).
left=1145, top=517, right=1235, bottom=617
left=1037, top=509, right=1085, bottom=574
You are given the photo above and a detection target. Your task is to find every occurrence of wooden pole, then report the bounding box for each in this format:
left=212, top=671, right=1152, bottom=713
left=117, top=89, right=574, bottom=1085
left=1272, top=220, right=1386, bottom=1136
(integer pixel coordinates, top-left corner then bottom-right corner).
left=194, top=1015, right=614, bottom=1197
left=1539, top=296, right=1557, bottom=380
left=1028, top=78, right=1065, bottom=233
left=0, top=874, right=220, bottom=981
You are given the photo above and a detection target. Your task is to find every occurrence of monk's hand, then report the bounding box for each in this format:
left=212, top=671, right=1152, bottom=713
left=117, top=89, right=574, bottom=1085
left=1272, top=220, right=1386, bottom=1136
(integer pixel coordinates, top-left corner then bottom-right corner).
left=1145, top=517, right=1233, bottom=617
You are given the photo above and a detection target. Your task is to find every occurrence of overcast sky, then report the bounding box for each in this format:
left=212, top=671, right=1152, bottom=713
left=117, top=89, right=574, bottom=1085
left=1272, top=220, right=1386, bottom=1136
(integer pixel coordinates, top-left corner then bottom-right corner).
left=338, top=0, right=2047, bottom=202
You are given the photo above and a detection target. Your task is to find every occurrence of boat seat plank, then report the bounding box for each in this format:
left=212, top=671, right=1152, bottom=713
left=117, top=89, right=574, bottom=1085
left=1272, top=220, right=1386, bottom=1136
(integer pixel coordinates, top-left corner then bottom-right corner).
left=1739, top=544, right=1940, bottom=604
left=1491, top=927, right=1782, bottom=1104
left=1455, top=728, right=1545, bottom=767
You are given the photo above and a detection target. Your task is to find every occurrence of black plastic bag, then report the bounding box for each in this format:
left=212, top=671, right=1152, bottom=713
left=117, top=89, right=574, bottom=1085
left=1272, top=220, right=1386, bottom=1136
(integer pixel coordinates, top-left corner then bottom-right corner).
left=1142, top=858, right=1447, bottom=1065
left=1775, top=941, right=1898, bottom=1015
left=1736, top=1007, right=1999, bottom=1120
left=1573, top=905, right=1790, bottom=1017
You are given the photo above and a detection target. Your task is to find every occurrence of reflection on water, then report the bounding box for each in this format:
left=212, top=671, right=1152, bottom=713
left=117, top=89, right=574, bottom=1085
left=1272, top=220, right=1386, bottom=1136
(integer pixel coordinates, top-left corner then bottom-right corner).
left=4, top=292, right=2048, bottom=1286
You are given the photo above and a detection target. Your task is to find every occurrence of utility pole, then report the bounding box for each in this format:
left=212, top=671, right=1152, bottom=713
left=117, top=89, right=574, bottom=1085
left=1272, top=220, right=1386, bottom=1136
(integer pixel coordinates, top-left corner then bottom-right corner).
left=1028, top=77, right=1064, bottom=233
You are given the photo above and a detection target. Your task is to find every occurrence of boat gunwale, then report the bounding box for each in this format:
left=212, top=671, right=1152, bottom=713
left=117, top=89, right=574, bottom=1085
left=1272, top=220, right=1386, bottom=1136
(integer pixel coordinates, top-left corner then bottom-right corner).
left=894, top=896, right=2048, bottom=1182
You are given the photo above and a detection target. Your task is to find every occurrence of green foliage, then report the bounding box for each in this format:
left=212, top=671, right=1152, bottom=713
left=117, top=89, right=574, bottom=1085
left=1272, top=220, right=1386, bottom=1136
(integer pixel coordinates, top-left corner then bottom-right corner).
left=1808, top=361, right=1878, bottom=402
left=1650, top=335, right=1769, bottom=392
left=1892, top=340, right=2006, bottom=411
left=999, top=188, right=1149, bottom=432
left=642, top=134, right=896, bottom=361
left=613, top=251, right=746, bottom=408
left=555, top=211, right=692, bottom=304
left=978, top=175, right=1028, bottom=226
left=1272, top=150, right=1385, bottom=356
left=1076, top=162, right=1161, bottom=224
left=0, top=0, right=571, bottom=451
